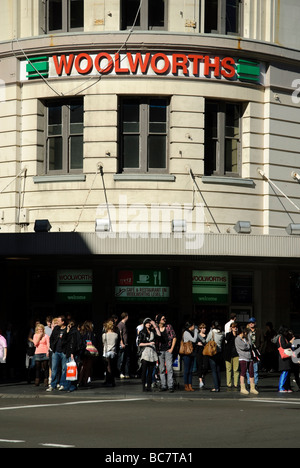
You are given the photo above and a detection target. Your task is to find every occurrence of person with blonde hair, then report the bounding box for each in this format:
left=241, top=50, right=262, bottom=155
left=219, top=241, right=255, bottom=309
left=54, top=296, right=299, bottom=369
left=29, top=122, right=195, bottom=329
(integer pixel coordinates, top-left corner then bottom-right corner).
left=33, top=323, right=50, bottom=386
left=102, top=319, right=119, bottom=387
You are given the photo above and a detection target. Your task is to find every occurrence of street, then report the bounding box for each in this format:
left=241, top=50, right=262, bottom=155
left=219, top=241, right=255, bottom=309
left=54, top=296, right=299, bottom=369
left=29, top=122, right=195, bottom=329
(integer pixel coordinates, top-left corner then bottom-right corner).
left=0, top=392, right=300, bottom=449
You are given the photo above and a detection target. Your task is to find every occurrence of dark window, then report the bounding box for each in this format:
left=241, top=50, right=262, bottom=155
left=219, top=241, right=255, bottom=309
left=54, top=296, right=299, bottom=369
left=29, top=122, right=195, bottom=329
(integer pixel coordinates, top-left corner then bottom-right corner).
left=45, top=99, right=84, bottom=174
left=120, top=97, right=168, bottom=173
left=47, top=0, right=83, bottom=32
left=205, top=0, right=240, bottom=35
left=122, top=0, right=166, bottom=30
left=205, top=100, right=241, bottom=177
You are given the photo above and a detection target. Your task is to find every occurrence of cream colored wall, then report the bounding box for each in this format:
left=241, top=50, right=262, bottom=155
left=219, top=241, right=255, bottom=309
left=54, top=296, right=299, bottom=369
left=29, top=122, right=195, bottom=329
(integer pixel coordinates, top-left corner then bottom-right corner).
left=0, top=1, right=300, bottom=236
left=1, top=1, right=300, bottom=51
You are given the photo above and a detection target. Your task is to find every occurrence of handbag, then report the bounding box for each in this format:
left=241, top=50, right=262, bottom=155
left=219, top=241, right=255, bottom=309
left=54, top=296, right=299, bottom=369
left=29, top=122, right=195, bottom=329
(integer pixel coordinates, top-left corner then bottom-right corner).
left=85, top=340, right=99, bottom=356
left=250, top=345, right=261, bottom=362
left=66, top=360, right=78, bottom=381
left=179, top=340, right=193, bottom=356
left=203, top=332, right=218, bottom=357
left=278, top=336, right=293, bottom=359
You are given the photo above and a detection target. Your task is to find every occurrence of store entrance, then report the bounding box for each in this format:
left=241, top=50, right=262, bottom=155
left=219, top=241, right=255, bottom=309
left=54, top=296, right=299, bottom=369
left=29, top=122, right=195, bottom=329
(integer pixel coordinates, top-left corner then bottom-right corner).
left=193, top=305, right=229, bottom=330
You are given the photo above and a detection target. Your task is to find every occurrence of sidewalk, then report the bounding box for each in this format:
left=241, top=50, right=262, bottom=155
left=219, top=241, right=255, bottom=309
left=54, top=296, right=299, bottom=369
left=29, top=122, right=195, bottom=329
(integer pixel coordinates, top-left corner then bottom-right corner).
left=0, top=371, right=299, bottom=400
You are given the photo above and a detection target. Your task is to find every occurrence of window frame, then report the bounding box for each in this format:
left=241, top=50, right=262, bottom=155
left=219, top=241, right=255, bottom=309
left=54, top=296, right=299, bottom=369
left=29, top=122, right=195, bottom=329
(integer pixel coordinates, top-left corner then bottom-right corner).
left=121, top=0, right=168, bottom=31
left=202, top=0, right=242, bottom=36
left=204, top=100, right=242, bottom=178
left=119, top=97, right=169, bottom=175
left=42, top=0, right=84, bottom=34
left=44, top=98, right=84, bottom=176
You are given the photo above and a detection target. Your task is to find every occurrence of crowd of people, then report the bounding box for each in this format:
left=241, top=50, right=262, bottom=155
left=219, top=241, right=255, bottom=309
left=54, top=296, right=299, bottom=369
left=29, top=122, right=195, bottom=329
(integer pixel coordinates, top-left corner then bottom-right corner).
left=0, top=312, right=299, bottom=395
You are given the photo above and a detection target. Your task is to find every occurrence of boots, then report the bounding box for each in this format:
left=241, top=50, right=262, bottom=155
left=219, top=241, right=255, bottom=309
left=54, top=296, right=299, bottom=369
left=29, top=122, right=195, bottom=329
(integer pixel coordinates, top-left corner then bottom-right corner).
left=184, top=384, right=190, bottom=391
left=240, top=383, right=249, bottom=395
left=250, top=383, right=259, bottom=395
left=188, top=384, right=195, bottom=392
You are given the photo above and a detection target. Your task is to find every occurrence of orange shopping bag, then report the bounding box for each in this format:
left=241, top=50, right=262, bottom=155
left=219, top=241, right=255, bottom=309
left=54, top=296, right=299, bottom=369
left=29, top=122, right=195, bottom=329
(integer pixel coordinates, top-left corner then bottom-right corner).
left=66, top=360, right=78, bottom=381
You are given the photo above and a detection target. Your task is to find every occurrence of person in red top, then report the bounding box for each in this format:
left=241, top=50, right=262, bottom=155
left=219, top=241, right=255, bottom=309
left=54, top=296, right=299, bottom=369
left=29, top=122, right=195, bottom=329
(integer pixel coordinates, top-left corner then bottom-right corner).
left=33, top=324, right=50, bottom=387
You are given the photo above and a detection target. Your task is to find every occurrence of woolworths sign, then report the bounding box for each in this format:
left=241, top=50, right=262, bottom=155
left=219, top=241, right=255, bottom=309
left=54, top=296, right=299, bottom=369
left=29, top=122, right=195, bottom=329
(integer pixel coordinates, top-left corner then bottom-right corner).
left=57, top=270, right=93, bottom=302
left=20, top=52, right=263, bottom=84
left=192, top=271, right=229, bottom=304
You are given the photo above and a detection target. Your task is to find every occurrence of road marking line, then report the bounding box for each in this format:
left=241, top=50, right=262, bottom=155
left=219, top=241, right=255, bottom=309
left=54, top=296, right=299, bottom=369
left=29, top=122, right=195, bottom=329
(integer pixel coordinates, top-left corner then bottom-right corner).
left=0, top=439, right=25, bottom=443
left=240, top=398, right=300, bottom=405
left=40, top=443, right=75, bottom=448
left=0, top=398, right=147, bottom=411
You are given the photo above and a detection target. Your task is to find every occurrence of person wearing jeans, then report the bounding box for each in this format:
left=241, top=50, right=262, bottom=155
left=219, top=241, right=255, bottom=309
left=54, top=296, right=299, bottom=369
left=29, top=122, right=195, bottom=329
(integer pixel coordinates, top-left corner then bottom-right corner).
left=206, top=322, right=225, bottom=393
left=182, top=321, right=198, bottom=391
left=47, top=315, right=68, bottom=392
left=156, top=314, right=177, bottom=392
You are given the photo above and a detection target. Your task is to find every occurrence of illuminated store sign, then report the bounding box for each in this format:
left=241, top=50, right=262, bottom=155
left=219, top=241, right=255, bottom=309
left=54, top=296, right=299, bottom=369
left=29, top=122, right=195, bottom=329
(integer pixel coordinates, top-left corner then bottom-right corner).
left=115, top=269, right=170, bottom=302
left=57, top=269, right=93, bottom=302
left=192, top=270, right=229, bottom=304
left=21, top=53, right=262, bottom=84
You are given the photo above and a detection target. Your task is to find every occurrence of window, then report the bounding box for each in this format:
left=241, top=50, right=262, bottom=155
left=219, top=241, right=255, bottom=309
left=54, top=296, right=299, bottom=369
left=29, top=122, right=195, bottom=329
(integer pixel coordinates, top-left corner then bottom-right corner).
left=204, top=101, right=241, bottom=177
left=122, top=0, right=167, bottom=30
left=46, top=0, right=84, bottom=33
left=119, top=97, right=168, bottom=174
left=204, top=0, right=240, bottom=35
left=45, top=99, right=84, bottom=174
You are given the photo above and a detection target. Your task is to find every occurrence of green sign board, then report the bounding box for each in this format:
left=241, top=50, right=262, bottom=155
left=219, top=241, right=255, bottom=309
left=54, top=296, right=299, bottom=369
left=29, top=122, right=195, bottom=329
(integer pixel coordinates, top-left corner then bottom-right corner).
left=115, top=270, right=170, bottom=302
left=192, top=270, right=228, bottom=304
left=57, top=270, right=93, bottom=302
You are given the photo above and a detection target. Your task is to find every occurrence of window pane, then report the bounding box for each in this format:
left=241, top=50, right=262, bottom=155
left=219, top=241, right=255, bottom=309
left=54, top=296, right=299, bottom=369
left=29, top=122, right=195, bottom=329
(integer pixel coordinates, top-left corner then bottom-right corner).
left=225, top=104, right=239, bottom=137
left=205, top=102, right=218, bottom=138
left=225, top=138, right=238, bottom=173
left=123, top=100, right=140, bottom=133
left=122, top=0, right=141, bottom=29
left=48, top=137, right=63, bottom=170
left=70, top=135, right=83, bottom=170
left=205, top=0, right=218, bottom=33
left=149, top=0, right=165, bottom=29
left=205, top=101, right=218, bottom=175
left=226, top=0, right=239, bottom=34
left=48, top=105, right=62, bottom=136
left=123, top=135, right=140, bottom=168
left=70, top=102, right=84, bottom=134
left=148, top=135, right=166, bottom=168
left=49, top=0, right=62, bottom=31
left=70, top=0, right=84, bottom=29
left=149, top=99, right=167, bottom=133
left=204, top=140, right=217, bottom=175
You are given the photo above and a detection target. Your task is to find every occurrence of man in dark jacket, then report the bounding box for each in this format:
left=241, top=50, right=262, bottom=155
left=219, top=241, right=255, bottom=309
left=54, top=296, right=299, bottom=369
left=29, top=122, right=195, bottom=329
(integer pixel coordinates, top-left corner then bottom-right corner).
left=47, top=315, right=68, bottom=392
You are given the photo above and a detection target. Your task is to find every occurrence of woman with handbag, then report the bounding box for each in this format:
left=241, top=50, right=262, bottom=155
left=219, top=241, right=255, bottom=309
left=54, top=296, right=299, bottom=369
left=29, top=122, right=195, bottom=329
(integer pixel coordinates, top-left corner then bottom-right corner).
left=182, top=321, right=198, bottom=392
left=206, top=321, right=224, bottom=393
left=277, top=327, right=295, bottom=393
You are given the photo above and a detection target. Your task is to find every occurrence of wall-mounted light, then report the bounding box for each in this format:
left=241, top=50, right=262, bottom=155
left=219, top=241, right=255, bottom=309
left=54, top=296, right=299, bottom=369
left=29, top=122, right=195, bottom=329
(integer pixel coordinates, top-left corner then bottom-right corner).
left=95, top=218, right=110, bottom=232
left=34, top=219, right=52, bottom=232
left=172, top=219, right=187, bottom=233
left=291, top=171, right=300, bottom=182
left=234, top=221, right=251, bottom=234
left=286, top=223, right=300, bottom=235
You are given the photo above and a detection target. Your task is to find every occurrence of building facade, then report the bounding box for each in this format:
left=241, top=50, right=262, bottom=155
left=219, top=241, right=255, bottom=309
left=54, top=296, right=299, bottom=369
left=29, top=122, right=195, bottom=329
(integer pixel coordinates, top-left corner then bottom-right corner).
left=1, top=0, right=300, bottom=340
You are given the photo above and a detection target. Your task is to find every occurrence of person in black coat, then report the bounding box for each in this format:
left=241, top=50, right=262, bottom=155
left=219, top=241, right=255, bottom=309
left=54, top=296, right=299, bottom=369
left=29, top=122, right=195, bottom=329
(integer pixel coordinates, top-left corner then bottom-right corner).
left=277, top=327, right=295, bottom=393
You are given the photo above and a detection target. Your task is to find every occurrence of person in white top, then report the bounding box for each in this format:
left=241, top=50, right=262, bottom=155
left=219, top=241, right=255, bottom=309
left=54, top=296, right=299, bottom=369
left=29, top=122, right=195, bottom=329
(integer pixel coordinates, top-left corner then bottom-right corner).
left=0, top=329, right=7, bottom=382
left=225, top=313, right=237, bottom=335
